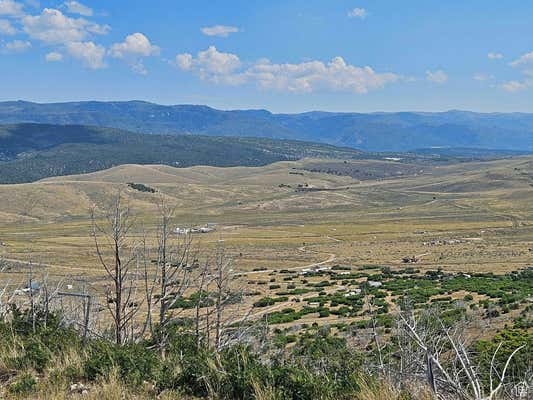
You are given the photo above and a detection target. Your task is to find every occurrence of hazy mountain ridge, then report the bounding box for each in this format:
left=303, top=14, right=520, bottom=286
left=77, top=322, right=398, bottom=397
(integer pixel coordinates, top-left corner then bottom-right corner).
left=2, top=101, right=533, bottom=151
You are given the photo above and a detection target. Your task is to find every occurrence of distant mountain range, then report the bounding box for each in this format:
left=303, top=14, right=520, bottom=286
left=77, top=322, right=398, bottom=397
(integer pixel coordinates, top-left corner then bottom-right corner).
left=1, top=101, right=533, bottom=151
left=0, top=123, right=365, bottom=184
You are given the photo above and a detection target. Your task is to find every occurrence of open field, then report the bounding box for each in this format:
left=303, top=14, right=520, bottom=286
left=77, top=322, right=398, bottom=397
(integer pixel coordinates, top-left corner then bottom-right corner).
left=0, top=157, right=532, bottom=331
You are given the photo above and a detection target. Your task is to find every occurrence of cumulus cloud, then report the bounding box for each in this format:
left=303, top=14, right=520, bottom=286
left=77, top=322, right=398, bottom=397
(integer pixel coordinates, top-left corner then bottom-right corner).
left=22, top=8, right=109, bottom=44
left=348, top=8, right=367, bottom=19
left=176, top=46, right=240, bottom=76
left=175, top=46, right=401, bottom=93
left=0, top=18, right=16, bottom=34
left=175, top=53, right=193, bottom=70
left=487, top=52, right=503, bottom=60
left=0, top=0, right=24, bottom=16
left=175, top=46, right=243, bottom=84
left=65, top=40, right=105, bottom=69
left=1, top=38, right=30, bottom=52
left=45, top=50, right=62, bottom=61
left=110, top=32, right=159, bottom=58
left=425, top=69, right=448, bottom=84
left=249, top=57, right=400, bottom=93
left=201, top=25, right=239, bottom=37
left=109, top=32, right=159, bottom=74
left=64, top=1, right=92, bottom=17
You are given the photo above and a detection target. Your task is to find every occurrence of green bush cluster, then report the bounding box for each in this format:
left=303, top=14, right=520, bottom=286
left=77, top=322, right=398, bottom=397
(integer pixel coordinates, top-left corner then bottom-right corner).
left=127, top=182, right=156, bottom=193
left=253, top=296, right=289, bottom=308
left=169, top=290, right=214, bottom=309
left=0, top=306, right=80, bottom=373
left=0, top=308, right=371, bottom=399
left=475, top=328, right=532, bottom=388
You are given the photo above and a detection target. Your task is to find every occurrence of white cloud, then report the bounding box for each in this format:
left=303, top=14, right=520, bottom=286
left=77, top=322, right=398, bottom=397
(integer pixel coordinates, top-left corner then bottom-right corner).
left=248, top=57, right=400, bottom=93
left=473, top=73, right=493, bottom=81
left=175, top=53, right=193, bottom=70
left=201, top=25, right=239, bottom=37
left=1, top=38, right=30, bottom=52
left=501, top=51, right=533, bottom=92
left=45, top=50, right=62, bottom=61
left=175, top=46, right=242, bottom=83
left=64, top=1, right=92, bottom=17
left=184, top=45, right=241, bottom=75
left=425, top=69, right=448, bottom=84
left=348, top=8, right=367, bottom=19
left=487, top=52, right=503, bottom=60
left=501, top=80, right=531, bottom=92
left=0, top=0, right=24, bottom=16
left=109, top=33, right=159, bottom=74
left=0, top=18, right=16, bottom=34
left=175, top=46, right=401, bottom=93
left=22, top=8, right=109, bottom=44
left=110, top=32, right=159, bottom=58
left=65, top=40, right=105, bottom=69
left=510, top=51, right=533, bottom=68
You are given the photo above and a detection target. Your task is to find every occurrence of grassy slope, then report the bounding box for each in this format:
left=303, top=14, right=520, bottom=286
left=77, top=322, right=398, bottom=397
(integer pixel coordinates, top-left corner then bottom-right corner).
left=1, top=156, right=532, bottom=275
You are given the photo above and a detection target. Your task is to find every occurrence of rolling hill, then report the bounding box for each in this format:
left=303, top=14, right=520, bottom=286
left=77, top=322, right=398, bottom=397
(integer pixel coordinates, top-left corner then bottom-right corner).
left=0, top=123, right=365, bottom=184
left=1, top=156, right=531, bottom=262
left=2, top=101, right=533, bottom=151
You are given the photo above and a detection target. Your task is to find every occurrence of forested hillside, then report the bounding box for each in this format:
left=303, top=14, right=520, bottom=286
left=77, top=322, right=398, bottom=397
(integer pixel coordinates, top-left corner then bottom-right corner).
left=0, top=123, right=363, bottom=183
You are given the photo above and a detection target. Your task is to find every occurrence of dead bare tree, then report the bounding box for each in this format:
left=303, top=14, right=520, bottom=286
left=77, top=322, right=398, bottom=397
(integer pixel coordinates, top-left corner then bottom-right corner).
left=0, top=257, right=10, bottom=317
left=141, top=197, right=196, bottom=355
left=203, top=241, right=255, bottom=351
left=91, top=192, right=143, bottom=345
left=140, top=230, right=155, bottom=338
left=394, top=306, right=526, bottom=400
left=156, top=199, right=173, bottom=329
left=24, top=261, right=42, bottom=333
left=180, top=239, right=255, bottom=352
left=194, top=257, right=211, bottom=348
left=212, top=241, right=233, bottom=350
left=365, top=289, right=385, bottom=374
left=88, top=195, right=252, bottom=352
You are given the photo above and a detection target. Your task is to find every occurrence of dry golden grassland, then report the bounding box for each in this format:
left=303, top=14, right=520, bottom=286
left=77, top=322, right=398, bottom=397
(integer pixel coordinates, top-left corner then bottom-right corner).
left=0, top=157, right=532, bottom=329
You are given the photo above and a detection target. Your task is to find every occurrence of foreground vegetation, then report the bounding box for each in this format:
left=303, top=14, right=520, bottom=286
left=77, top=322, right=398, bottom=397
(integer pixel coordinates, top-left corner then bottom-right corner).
left=1, top=204, right=530, bottom=400
left=0, top=303, right=530, bottom=400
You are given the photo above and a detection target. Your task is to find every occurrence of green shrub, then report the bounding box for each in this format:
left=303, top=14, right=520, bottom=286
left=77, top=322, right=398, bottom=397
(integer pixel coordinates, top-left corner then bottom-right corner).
left=8, top=373, right=37, bottom=395
left=475, top=328, right=532, bottom=387
left=253, top=296, right=288, bottom=307
left=127, top=182, right=156, bottom=193
left=84, top=341, right=161, bottom=386
left=15, top=338, right=52, bottom=372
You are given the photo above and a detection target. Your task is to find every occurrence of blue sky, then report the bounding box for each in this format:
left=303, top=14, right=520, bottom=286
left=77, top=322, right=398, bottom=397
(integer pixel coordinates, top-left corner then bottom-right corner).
left=1, top=0, right=533, bottom=112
